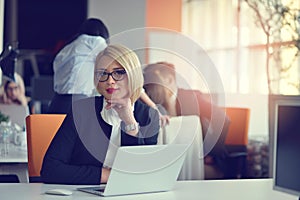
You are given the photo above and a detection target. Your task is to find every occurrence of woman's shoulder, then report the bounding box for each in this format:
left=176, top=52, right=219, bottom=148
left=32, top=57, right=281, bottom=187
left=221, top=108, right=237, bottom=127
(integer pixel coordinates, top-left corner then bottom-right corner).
left=134, top=100, right=160, bottom=128
left=72, top=96, right=103, bottom=106
left=135, top=99, right=151, bottom=110
left=134, top=99, right=159, bottom=121
left=68, top=96, right=103, bottom=118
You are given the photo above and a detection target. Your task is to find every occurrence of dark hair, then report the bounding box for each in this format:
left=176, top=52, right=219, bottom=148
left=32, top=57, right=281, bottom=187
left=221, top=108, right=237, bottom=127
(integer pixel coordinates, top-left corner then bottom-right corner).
left=4, top=80, right=11, bottom=92
left=4, top=80, right=17, bottom=92
left=61, top=18, right=110, bottom=50
left=78, top=18, right=109, bottom=39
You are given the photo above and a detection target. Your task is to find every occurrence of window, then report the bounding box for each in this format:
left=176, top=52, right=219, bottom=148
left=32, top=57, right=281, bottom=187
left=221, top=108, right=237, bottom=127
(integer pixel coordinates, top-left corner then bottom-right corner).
left=182, top=0, right=300, bottom=95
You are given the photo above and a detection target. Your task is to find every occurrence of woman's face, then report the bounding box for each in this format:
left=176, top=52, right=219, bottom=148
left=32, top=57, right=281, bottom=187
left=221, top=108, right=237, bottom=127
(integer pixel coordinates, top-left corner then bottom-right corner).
left=6, top=82, right=21, bottom=100
left=95, top=55, right=130, bottom=100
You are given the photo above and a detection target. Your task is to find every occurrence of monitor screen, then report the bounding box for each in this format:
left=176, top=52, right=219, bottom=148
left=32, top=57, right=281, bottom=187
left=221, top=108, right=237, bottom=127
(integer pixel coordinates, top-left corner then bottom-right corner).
left=273, top=99, right=300, bottom=197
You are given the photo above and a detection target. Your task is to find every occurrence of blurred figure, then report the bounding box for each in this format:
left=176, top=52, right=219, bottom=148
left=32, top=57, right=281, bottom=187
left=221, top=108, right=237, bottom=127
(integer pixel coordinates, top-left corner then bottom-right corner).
left=0, top=73, right=29, bottom=107
left=143, top=61, right=231, bottom=179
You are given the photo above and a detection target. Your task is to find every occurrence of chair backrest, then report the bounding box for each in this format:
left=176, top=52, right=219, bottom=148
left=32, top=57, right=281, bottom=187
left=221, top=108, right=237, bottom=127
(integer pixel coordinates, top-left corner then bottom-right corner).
left=224, top=107, right=250, bottom=146
left=159, top=115, right=204, bottom=180
left=25, top=114, right=66, bottom=182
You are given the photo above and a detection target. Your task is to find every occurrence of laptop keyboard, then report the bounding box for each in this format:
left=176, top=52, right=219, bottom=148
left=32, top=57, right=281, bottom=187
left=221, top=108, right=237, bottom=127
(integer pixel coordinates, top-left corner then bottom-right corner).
left=94, top=188, right=105, bottom=192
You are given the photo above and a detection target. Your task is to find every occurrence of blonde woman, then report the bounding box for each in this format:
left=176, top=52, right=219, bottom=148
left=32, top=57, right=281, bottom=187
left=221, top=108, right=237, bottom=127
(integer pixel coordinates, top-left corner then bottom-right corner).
left=41, top=44, right=160, bottom=185
left=0, top=73, right=29, bottom=106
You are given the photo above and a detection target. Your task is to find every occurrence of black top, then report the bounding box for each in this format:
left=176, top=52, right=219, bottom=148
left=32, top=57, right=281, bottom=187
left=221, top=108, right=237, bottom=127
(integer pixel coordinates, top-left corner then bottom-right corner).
left=41, top=96, right=159, bottom=185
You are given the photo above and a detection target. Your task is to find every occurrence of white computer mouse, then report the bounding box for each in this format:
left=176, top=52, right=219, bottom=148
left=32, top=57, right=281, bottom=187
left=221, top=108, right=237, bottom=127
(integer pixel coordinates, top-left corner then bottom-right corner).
left=45, top=188, right=73, bottom=196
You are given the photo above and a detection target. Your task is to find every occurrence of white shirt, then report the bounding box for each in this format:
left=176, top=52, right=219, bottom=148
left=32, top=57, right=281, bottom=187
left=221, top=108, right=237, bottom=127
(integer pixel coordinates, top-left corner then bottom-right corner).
left=101, top=100, right=121, bottom=168
left=101, top=100, right=135, bottom=168
left=53, top=34, right=107, bottom=95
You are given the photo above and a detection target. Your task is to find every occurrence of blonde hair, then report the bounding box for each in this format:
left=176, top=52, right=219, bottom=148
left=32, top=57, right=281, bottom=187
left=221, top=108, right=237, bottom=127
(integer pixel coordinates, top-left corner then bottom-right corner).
left=0, top=73, right=28, bottom=105
left=95, top=44, right=143, bottom=103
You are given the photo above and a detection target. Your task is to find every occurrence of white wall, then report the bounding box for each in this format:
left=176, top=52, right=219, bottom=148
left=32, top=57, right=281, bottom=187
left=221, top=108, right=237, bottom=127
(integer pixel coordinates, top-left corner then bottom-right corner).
left=88, top=0, right=147, bottom=63
left=88, top=0, right=146, bottom=36
left=224, top=93, right=269, bottom=139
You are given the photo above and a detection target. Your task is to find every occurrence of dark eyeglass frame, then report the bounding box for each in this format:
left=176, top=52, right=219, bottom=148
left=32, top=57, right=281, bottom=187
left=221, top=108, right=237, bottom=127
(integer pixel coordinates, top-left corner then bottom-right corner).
left=95, top=69, right=127, bottom=82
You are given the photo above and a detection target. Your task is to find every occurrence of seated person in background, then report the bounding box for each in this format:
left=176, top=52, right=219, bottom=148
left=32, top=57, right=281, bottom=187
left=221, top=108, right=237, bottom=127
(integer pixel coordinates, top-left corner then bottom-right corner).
left=41, top=44, right=160, bottom=185
left=143, top=61, right=231, bottom=179
left=0, top=73, right=29, bottom=107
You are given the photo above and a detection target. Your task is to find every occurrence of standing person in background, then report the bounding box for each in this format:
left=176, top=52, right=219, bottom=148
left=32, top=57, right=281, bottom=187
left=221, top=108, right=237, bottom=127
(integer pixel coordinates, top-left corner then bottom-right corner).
left=47, top=18, right=110, bottom=114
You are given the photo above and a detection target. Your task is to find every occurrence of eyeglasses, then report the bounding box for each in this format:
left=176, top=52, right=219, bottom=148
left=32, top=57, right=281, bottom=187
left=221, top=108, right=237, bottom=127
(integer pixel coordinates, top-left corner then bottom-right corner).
left=95, top=69, right=127, bottom=82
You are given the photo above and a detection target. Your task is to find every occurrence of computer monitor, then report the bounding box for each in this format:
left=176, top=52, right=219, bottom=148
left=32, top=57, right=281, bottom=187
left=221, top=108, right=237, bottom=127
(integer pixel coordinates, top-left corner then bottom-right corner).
left=272, top=96, right=300, bottom=198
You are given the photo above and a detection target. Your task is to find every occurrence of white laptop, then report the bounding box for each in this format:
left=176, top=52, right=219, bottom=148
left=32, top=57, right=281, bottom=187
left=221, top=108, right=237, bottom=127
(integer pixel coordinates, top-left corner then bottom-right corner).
left=77, top=144, right=188, bottom=196
left=0, top=103, right=28, bottom=128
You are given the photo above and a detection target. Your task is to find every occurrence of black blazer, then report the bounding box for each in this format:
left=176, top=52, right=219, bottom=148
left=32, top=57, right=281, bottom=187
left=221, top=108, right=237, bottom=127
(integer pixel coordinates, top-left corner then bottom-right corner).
left=41, top=96, right=159, bottom=185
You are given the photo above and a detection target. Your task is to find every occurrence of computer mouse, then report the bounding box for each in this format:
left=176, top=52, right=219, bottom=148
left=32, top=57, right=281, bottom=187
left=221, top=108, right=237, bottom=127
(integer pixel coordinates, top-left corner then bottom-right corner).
left=45, top=188, right=73, bottom=196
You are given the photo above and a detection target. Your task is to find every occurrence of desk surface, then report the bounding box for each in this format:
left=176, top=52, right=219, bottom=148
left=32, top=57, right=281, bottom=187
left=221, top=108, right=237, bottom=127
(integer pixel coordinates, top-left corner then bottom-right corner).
left=0, top=179, right=297, bottom=200
left=0, top=143, right=27, bottom=163
left=0, top=141, right=28, bottom=183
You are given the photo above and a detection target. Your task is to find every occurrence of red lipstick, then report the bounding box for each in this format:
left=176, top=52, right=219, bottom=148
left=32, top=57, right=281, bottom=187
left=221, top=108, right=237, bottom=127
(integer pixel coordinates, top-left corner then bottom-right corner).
left=106, top=88, right=118, bottom=94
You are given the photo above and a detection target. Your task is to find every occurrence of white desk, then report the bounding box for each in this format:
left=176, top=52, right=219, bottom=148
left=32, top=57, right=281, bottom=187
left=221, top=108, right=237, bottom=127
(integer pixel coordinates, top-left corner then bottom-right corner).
left=0, top=143, right=27, bottom=163
left=0, top=179, right=297, bottom=200
left=0, top=138, right=28, bottom=183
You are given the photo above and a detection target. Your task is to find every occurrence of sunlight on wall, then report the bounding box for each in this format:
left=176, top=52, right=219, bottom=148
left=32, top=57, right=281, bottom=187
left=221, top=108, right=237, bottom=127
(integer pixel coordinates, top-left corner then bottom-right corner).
left=182, top=0, right=300, bottom=95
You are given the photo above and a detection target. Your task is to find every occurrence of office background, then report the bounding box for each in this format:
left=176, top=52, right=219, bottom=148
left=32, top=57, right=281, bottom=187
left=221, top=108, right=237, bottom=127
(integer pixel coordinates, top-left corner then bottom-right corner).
left=1, top=0, right=300, bottom=179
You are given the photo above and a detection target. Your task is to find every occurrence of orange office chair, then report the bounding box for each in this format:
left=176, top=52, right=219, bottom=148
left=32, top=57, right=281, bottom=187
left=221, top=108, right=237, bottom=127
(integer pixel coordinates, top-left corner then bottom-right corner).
left=25, top=114, right=66, bottom=182
left=225, top=107, right=250, bottom=146
left=224, top=107, right=250, bottom=178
